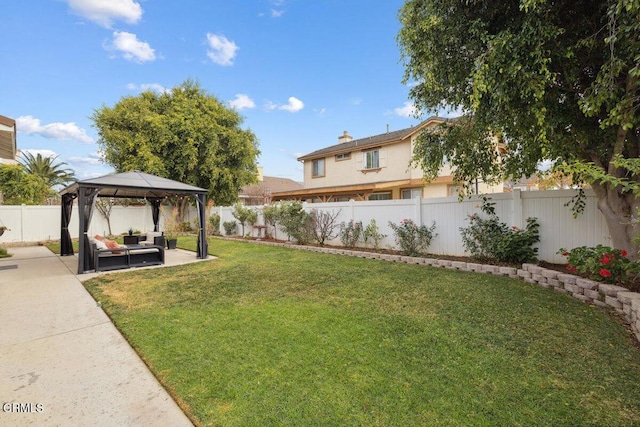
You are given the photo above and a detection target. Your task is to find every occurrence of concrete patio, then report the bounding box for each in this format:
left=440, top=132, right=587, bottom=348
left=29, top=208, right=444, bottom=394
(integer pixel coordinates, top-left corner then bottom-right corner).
left=0, top=246, right=212, bottom=426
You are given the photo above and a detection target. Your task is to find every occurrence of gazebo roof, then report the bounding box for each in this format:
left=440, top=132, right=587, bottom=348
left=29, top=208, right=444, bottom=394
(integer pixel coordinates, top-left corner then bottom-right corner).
left=60, top=171, right=208, bottom=198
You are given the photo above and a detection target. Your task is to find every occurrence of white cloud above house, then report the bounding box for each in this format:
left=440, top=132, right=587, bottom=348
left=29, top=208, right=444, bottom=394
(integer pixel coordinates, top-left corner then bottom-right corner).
left=106, top=31, right=156, bottom=63
left=266, top=97, right=304, bottom=113
left=228, top=94, right=256, bottom=110
left=126, top=82, right=170, bottom=93
left=66, top=0, right=143, bottom=28
left=392, top=101, right=420, bottom=118
left=206, top=33, right=238, bottom=66
left=16, top=116, right=94, bottom=144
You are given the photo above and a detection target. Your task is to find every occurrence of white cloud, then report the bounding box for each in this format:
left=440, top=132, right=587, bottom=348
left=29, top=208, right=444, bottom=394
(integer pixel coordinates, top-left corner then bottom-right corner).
left=278, top=97, right=304, bottom=112
left=127, top=82, right=169, bottom=93
left=206, top=33, right=238, bottom=66
left=228, top=94, right=256, bottom=110
left=393, top=101, right=420, bottom=118
left=265, top=97, right=304, bottom=112
left=271, top=9, right=284, bottom=17
left=18, top=149, right=58, bottom=160
left=107, top=31, right=156, bottom=63
left=16, top=116, right=94, bottom=144
left=314, top=107, right=327, bottom=117
left=68, top=152, right=104, bottom=166
left=67, top=0, right=142, bottom=28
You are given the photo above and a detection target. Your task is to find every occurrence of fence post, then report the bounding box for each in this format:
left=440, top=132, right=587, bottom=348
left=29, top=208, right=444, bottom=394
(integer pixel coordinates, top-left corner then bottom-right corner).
left=512, top=189, right=523, bottom=228
left=20, top=204, right=25, bottom=243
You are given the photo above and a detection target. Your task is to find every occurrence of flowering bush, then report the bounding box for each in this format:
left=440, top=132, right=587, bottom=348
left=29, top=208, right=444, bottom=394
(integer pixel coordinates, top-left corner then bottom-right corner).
left=340, top=220, right=363, bottom=248
left=363, top=219, right=387, bottom=250
left=388, top=219, right=437, bottom=257
left=558, top=245, right=633, bottom=285
left=460, top=197, right=540, bottom=264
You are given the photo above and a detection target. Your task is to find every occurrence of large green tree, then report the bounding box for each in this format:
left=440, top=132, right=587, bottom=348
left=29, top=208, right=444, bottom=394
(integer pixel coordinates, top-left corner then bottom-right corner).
left=0, top=164, right=54, bottom=205
left=398, top=0, right=640, bottom=255
left=92, top=80, right=260, bottom=209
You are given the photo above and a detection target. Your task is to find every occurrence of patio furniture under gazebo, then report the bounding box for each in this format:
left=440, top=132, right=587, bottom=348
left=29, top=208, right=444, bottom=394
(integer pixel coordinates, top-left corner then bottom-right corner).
left=59, top=171, right=209, bottom=274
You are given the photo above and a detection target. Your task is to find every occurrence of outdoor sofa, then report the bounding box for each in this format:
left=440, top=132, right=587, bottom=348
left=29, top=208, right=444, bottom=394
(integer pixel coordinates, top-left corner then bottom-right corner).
left=92, top=241, right=165, bottom=272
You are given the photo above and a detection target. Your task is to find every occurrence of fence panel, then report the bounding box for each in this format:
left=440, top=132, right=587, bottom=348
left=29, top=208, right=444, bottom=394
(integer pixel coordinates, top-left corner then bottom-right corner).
left=0, top=190, right=615, bottom=263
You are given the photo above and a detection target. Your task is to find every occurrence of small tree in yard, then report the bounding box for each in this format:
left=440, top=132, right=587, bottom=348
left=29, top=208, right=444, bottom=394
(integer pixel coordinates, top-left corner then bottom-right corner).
left=277, top=201, right=312, bottom=244
left=232, top=203, right=258, bottom=237
left=309, top=209, right=341, bottom=245
left=262, top=204, right=280, bottom=239
left=95, top=198, right=115, bottom=236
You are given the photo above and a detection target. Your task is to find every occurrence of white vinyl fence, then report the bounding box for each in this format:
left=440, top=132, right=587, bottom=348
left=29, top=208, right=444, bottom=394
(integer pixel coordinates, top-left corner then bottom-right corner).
left=0, top=189, right=611, bottom=263
left=215, top=189, right=611, bottom=264
left=0, top=204, right=199, bottom=245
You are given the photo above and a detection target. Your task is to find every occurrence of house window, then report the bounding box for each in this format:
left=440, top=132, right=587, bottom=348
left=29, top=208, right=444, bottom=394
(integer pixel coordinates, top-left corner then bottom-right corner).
left=363, top=149, right=379, bottom=169
left=402, top=188, right=422, bottom=199
left=335, top=152, right=351, bottom=161
left=448, top=185, right=462, bottom=197
left=312, top=159, right=325, bottom=177
left=368, top=192, right=391, bottom=201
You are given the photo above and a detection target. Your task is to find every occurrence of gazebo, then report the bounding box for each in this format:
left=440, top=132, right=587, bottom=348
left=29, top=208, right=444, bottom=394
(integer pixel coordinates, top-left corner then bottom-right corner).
left=59, top=171, right=209, bottom=274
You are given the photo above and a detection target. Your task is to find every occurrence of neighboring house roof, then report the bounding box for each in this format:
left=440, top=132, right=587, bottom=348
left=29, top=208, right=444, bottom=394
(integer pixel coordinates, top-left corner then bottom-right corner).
left=240, top=176, right=304, bottom=201
left=298, top=116, right=446, bottom=161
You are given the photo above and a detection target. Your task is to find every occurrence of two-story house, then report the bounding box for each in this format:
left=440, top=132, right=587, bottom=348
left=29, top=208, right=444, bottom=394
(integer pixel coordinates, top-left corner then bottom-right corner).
left=272, top=117, right=503, bottom=202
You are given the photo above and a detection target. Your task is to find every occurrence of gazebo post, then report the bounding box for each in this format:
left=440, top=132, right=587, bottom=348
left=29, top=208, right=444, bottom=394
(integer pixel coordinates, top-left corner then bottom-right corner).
left=196, top=193, right=208, bottom=259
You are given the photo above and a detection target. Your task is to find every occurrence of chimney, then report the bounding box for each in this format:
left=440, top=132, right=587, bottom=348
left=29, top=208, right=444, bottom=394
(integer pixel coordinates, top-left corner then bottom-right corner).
left=338, top=131, right=352, bottom=144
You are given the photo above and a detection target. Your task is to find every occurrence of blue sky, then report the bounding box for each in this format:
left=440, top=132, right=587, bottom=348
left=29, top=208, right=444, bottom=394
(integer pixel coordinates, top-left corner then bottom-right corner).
left=1, top=0, right=440, bottom=182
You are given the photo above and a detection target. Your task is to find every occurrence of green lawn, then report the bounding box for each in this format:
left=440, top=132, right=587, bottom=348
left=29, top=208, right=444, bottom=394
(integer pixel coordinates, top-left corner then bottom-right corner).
left=83, top=238, right=640, bottom=426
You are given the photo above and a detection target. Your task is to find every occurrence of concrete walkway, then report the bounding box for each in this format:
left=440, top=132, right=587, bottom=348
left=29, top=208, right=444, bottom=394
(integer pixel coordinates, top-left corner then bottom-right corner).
left=0, top=246, right=202, bottom=426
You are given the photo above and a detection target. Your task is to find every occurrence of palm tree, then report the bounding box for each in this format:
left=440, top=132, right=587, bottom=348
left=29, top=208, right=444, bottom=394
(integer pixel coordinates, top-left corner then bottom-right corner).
left=19, top=152, right=76, bottom=188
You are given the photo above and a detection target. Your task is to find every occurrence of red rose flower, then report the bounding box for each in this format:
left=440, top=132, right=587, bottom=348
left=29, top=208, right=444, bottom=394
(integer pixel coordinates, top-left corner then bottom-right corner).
left=600, top=255, right=611, bottom=265
left=599, top=268, right=612, bottom=278
left=562, top=251, right=569, bottom=256
left=566, top=265, right=576, bottom=272
left=621, top=250, right=628, bottom=257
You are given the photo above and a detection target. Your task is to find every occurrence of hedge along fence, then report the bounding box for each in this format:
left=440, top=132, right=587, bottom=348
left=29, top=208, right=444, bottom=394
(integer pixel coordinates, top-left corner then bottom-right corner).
left=221, top=236, right=640, bottom=344
left=215, top=189, right=611, bottom=264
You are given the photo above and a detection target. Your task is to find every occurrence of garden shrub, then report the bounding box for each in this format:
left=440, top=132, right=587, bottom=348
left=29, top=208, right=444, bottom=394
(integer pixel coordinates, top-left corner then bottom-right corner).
left=388, top=219, right=437, bottom=257
left=222, top=220, right=237, bottom=236
left=262, top=204, right=280, bottom=239
left=460, top=197, right=539, bottom=264
left=309, top=209, right=341, bottom=245
left=363, top=219, right=386, bottom=250
left=232, top=203, right=258, bottom=236
left=277, top=201, right=314, bottom=244
left=208, top=213, right=221, bottom=236
left=340, top=220, right=363, bottom=248
left=559, top=245, right=635, bottom=285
